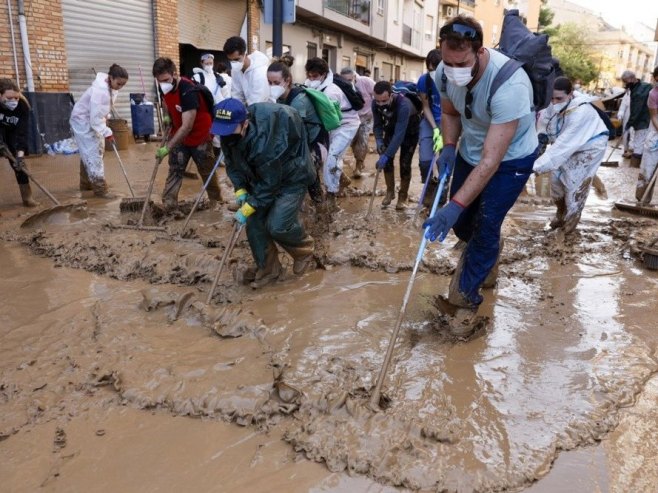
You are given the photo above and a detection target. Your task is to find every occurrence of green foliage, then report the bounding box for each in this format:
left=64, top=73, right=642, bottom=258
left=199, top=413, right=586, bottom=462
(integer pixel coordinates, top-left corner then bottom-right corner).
left=547, top=23, right=599, bottom=85
left=538, top=6, right=554, bottom=31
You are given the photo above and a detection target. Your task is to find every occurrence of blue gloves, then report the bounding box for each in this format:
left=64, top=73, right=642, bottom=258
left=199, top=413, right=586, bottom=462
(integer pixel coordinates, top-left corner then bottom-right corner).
left=376, top=140, right=386, bottom=155
left=234, top=209, right=249, bottom=225
left=437, top=144, right=456, bottom=177
left=422, top=201, right=464, bottom=242
left=375, top=154, right=389, bottom=170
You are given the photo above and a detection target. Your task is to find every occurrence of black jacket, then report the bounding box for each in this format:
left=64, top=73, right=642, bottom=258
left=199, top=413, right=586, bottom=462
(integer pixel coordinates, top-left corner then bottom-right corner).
left=372, top=94, right=420, bottom=159
left=0, top=98, right=29, bottom=154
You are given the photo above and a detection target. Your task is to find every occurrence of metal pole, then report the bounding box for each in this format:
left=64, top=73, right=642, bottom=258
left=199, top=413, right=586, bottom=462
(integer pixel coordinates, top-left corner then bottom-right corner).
left=180, top=152, right=224, bottom=235
left=7, top=0, right=21, bottom=87
left=273, top=0, right=283, bottom=57
left=364, top=169, right=381, bottom=220
left=17, top=0, right=34, bottom=92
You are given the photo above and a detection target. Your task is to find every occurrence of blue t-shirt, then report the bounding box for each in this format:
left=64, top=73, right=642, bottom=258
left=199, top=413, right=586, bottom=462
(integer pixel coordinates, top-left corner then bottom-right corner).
left=416, top=72, right=441, bottom=125
left=435, top=49, right=538, bottom=166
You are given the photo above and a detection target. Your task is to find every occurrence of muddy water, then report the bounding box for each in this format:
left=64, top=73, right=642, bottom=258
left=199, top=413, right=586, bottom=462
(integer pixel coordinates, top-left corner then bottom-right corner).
left=1, top=143, right=658, bottom=492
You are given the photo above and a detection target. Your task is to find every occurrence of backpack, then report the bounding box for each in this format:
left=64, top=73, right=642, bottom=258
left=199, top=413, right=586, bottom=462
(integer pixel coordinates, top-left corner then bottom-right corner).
left=391, top=80, right=424, bottom=113
left=580, top=102, right=616, bottom=140
left=487, top=9, right=557, bottom=113
left=181, top=77, right=215, bottom=114
left=332, top=74, right=365, bottom=111
left=299, top=86, right=342, bottom=131
left=195, top=71, right=227, bottom=90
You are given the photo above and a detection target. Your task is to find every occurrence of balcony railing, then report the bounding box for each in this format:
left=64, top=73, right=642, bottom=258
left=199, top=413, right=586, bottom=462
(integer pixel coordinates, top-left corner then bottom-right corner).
left=324, top=0, right=371, bottom=25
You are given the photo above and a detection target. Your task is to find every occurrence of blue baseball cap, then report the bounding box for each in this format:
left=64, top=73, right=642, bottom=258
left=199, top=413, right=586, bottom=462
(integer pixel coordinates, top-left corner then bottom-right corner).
left=211, top=98, right=247, bottom=136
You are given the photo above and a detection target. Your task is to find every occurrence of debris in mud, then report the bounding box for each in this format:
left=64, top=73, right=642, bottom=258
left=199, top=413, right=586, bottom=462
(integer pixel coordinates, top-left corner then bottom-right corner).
left=53, top=427, right=67, bottom=452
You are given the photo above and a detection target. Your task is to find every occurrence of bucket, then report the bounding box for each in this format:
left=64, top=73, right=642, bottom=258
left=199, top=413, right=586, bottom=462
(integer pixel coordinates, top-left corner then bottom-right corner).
left=107, top=118, right=132, bottom=151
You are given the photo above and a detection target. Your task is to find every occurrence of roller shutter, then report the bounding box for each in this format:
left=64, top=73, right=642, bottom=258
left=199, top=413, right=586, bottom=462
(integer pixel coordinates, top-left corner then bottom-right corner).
left=179, top=0, right=246, bottom=50
left=61, top=0, right=156, bottom=127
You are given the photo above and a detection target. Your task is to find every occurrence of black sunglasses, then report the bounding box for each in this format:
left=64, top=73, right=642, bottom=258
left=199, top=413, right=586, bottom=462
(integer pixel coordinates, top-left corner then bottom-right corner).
left=465, top=90, right=473, bottom=119
left=439, top=23, right=480, bottom=41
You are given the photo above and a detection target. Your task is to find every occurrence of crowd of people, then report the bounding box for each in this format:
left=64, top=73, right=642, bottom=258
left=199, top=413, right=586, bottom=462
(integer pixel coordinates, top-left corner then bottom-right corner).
left=2, top=16, right=657, bottom=332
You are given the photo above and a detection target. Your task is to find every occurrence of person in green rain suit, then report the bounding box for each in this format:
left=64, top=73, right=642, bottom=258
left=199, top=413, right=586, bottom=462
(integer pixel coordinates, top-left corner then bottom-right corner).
left=213, top=98, right=317, bottom=288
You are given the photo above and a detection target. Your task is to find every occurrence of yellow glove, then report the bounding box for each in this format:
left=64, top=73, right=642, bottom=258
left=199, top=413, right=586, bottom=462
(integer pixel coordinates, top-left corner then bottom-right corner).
left=234, top=202, right=255, bottom=224
left=432, top=127, right=443, bottom=153
left=234, top=188, right=248, bottom=206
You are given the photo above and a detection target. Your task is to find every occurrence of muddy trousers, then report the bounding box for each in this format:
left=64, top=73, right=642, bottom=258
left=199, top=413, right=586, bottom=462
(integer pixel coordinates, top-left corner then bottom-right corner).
left=450, top=150, right=536, bottom=306
left=382, top=134, right=420, bottom=193
left=71, top=125, right=108, bottom=188
left=418, top=118, right=437, bottom=183
left=162, top=141, right=221, bottom=209
left=350, top=114, right=372, bottom=164
left=636, top=126, right=658, bottom=203
left=550, top=138, right=607, bottom=233
left=631, top=128, right=648, bottom=157
left=4, top=157, right=29, bottom=185
left=324, top=121, right=359, bottom=193
left=246, top=186, right=312, bottom=269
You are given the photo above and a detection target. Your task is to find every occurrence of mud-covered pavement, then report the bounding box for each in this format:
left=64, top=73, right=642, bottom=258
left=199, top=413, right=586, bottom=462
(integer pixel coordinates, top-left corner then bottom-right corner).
left=1, top=142, right=657, bottom=492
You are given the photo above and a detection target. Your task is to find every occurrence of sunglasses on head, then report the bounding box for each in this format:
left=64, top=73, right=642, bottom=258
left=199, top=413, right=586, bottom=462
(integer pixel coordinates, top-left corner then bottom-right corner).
left=439, top=23, right=480, bottom=41
left=465, top=90, right=473, bottom=119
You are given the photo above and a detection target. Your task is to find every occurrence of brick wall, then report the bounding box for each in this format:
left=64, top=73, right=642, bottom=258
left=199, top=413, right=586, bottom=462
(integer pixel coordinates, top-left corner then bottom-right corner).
left=247, top=0, right=260, bottom=53
left=0, top=0, right=68, bottom=92
left=153, top=0, right=180, bottom=68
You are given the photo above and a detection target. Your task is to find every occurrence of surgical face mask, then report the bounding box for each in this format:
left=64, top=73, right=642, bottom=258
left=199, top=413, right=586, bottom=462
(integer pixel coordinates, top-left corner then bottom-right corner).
left=443, top=65, right=474, bottom=87
left=429, top=70, right=437, bottom=80
left=203, top=64, right=214, bottom=73
left=159, top=81, right=174, bottom=95
left=230, top=58, right=244, bottom=72
left=3, top=99, right=19, bottom=111
left=270, top=85, right=286, bottom=100
left=552, top=100, right=569, bottom=113
left=305, top=79, right=322, bottom=89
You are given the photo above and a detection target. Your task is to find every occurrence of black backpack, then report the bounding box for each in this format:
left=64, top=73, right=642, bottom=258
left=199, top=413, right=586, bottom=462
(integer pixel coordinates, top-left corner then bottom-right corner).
left=580, top=102, right=616, bottom=140
left=487, top=9, right=558, bottom=113
left=332, top=74, right=365, bottom=111
left=180, top=77, right=215, bottom=114
left=195, top=71, right=226, bottom=89
left=391, top=81, right=423, bottom=113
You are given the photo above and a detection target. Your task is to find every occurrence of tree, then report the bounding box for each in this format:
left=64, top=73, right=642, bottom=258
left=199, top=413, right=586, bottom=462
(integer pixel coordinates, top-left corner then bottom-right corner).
left=547, top=23, right=599, bottom=85
left=538, top=1, right=554, bottom=32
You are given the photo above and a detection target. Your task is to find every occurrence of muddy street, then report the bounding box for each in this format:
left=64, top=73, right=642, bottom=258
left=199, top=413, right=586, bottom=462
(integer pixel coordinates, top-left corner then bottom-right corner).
left=1, top=142, right=657, bottom=493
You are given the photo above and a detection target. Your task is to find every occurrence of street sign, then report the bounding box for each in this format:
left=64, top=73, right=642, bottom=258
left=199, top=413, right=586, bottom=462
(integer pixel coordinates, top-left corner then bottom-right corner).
left=264, top=0, right=296, bottom=24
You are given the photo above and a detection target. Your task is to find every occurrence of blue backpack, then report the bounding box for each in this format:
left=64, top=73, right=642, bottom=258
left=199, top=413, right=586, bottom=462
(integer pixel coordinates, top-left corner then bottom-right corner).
left=391, top=81, right=423, bottom=113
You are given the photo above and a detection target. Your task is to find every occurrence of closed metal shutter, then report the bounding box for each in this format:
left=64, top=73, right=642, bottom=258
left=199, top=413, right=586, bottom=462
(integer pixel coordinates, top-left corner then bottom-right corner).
left=179, top=0, right=246, bottom=50
left=61, top=0, right=156, bottom=128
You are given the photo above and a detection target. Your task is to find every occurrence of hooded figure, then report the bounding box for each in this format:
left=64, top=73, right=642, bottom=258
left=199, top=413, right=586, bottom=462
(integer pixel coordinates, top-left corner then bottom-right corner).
left=215, top=99, right=317, bottom=288
left=535, top=77, right=609, bottom=233
left=70, top=65, right=128, bottom=197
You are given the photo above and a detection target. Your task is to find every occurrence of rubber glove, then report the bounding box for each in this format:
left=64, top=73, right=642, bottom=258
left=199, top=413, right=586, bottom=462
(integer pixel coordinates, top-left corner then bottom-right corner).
left=155, top=146, right=169, bottom=161
left=234, top=188, right=248, bottom=206
left=234, top=202, right=255, bottom=225
left=422, top=201, right=464, bottom=242
left=432, top=127, right=443, bottom=153
left=375, top=154, right=389, bottom=170
left=162, top=115, right=172, bottom=126
left=376, top=140, right=386, bottom=155
left=437, top=144, right=456, bottom=177
left=105, top=134, right=115, bottom=145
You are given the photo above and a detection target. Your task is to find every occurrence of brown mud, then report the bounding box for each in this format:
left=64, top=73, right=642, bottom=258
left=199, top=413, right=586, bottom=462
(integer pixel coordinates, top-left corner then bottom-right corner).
left=2, top=143, right=658, bottom=492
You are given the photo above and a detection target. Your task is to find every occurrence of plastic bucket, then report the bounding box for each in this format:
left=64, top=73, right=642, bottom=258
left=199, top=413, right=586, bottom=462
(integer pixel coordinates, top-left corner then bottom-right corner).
left=107, top=118, right=132, bottom=151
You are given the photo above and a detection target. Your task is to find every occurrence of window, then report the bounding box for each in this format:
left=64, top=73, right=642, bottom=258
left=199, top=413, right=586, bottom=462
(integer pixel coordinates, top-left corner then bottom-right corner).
left=341, top=55, right=351, bottom=70
left=425, top=14, right=434, bottom=41
left=377, top=0, right=384, bottom=15
left=393, top=0, right=399, bottom=23
left=307, top=42, right=317, bottom=60
left=265, top=42, right=291, bottom=58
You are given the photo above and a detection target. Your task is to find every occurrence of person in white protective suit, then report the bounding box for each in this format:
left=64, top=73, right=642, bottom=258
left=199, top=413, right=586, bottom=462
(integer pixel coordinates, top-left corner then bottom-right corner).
left=192, top=53, right=227, bottom=152
left=535, top=76, right=609, bottom=234
left=635, top=66, right=658, bottom=203
left=223, top=36, right=270, bottom=106
left=70, top=64, right=128, bottom=198
left=617, top=90, right=634, bottom=157
left=304, top=56, right=360, bottom=210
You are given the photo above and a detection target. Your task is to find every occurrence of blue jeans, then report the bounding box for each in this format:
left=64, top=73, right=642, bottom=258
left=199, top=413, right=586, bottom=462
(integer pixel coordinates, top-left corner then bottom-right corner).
left=450, top=149, right=537, bottom=305
left=418, top=119, right=435, bottom=182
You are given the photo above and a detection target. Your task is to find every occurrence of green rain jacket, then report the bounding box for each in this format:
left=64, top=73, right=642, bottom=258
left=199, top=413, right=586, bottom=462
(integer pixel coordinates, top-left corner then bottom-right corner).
left=221, top=102, right=316, bottom=210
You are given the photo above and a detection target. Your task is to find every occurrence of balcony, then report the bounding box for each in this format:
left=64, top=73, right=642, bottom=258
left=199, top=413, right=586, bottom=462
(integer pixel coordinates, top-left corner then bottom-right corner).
left=324, top=0, right=371, bottom=25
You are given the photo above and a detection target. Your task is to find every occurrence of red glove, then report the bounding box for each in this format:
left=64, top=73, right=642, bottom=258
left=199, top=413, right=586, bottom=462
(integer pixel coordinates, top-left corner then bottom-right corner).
left=106, top=135, right=115, bottom=145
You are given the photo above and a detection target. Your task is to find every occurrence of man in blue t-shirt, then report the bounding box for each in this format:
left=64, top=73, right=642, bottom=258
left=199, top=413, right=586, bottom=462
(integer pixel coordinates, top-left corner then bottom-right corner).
left=423, top=16, right=539, bottom=332
left=416, top=49, right=444, bottom=207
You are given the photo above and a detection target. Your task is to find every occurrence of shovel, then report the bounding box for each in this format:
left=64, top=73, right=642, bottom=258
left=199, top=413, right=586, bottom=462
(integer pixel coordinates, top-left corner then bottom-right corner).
left=369, top=168, right=449, bottom=411
left=206, top=222, right=244, bottom=304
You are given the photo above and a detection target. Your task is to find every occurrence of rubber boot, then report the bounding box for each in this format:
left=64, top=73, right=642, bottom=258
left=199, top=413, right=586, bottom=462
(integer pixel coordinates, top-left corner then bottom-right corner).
left=482, top=237, right=504, bottom=289
left=91, top=179, right=116, bottom=199
left=447, top=250, right=478, bottom=309
left=338, top=172, right=351, bottom=196
left=283, top=235, right=316, bottom=275
left=162, top=173, right=183, bottom=211
left=19, top=183, right=39, bottom=207
left=79, top=161, right=93, bottom=191
left=250, top=242, right=283, bottom=289
left=325, top=192, right=338, bottom=213
left=630, top=155, right=642, bottom=168
left=395, top=175, right=410, bottom=210
left=307, top=176, right=324, bottom=204
left=622, top=149, right=633, bottom=159
left=381, top=171, right=395, bottom=207
left=352, top=159, right=364, bottom=179
left=549, top=197, right=566, bottom=229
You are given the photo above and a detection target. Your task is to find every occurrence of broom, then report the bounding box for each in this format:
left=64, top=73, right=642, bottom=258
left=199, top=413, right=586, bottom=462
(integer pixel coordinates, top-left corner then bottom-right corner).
left=614, top=163, right=658, bottom=218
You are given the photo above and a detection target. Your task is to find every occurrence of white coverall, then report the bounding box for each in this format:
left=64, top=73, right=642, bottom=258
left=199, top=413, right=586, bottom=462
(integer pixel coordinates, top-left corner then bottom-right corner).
left=317, top=71, right=360, bottom=194
left=534, top=95, right=608, bottom=232
left=617, top=90, right=634, bottom=152
left=193, top=67, right=227, bottom=147
left=636, top=116, right=658, bottom=202
left=230, top=51, right=271, bottom=106
left=70, top=72, right=116, bottom=183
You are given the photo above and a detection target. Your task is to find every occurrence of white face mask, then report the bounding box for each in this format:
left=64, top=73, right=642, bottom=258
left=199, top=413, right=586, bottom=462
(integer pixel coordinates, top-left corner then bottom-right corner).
left=444, top=65, right=474, bottom=87
left=270, top=85, right=286, bottom=100
left=305, top=79, right=321, bottom=89
left=203, top=64, right=214, bottom=73
left=429, top=70, right=437, bottom=80
left=159, top=82, right=174, bottom=95
left=3, top=100, right=19, bottom=111
left=552, top=100, right=569, bottom=113
left=230, top=59, right=244, bottom=72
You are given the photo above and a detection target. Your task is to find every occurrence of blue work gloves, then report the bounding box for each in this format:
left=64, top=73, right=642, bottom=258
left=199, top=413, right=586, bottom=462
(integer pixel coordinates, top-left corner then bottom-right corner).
left=376, top=140, right=386, bottom=155
left=234, top=188, right=249, bottom=206
left=234, top=202, right=255, bottom=225
left=422, top=201, right=464, bottom=242
left=375, top=154, right=389, bottom=170
left=437, top=144, right=456, bottom=177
